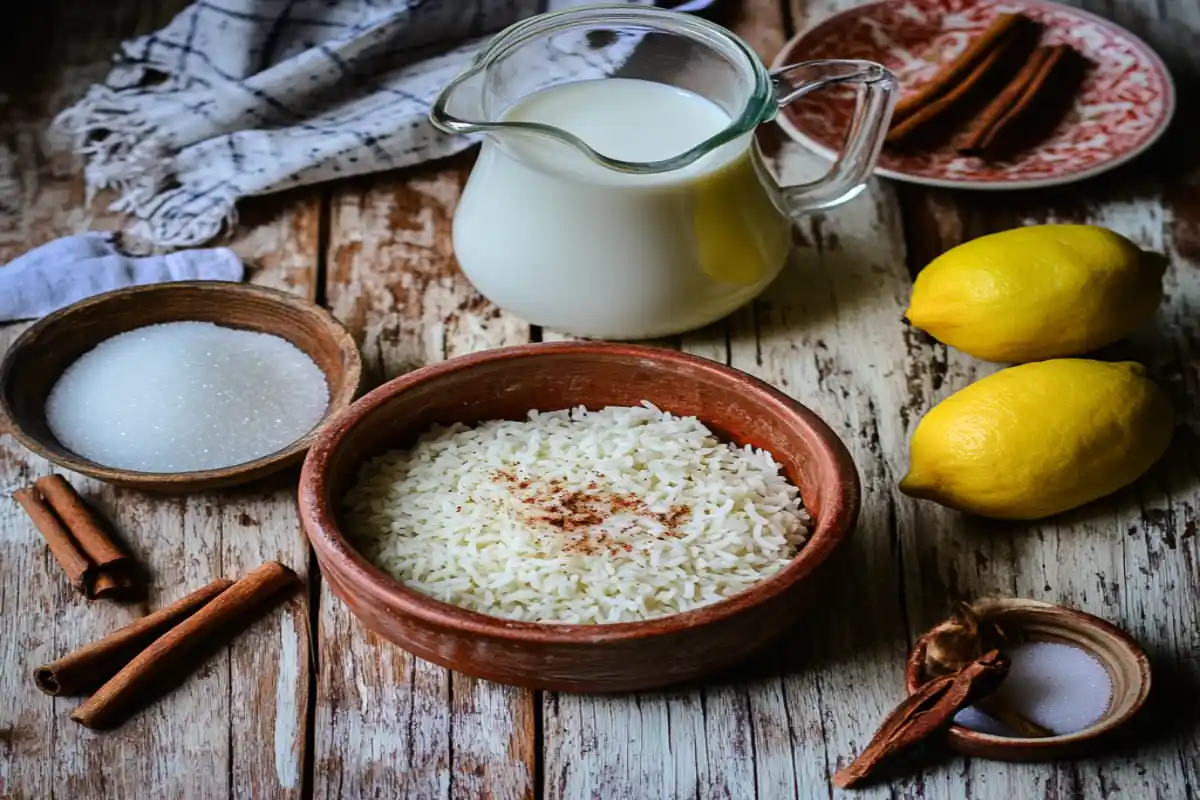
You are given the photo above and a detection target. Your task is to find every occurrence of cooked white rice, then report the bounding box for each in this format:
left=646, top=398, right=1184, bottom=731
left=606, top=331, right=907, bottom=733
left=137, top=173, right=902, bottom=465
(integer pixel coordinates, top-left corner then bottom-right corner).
left=342, top=402, right=810, bottom=624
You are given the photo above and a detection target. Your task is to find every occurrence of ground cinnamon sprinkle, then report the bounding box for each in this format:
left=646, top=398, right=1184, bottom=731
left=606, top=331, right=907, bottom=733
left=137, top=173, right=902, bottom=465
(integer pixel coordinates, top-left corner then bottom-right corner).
left=490, top=467, right=691, bottom=555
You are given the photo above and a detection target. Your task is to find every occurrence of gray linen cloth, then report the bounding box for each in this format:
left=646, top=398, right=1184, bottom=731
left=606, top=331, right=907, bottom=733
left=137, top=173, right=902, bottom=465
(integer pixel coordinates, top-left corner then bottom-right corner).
left=52, top=0, right=645, bottom=249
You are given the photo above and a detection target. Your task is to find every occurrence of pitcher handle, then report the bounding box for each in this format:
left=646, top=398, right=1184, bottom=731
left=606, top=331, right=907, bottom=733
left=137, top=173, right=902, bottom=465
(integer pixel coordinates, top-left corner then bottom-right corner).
left=770, top=59, right=897, bottom=214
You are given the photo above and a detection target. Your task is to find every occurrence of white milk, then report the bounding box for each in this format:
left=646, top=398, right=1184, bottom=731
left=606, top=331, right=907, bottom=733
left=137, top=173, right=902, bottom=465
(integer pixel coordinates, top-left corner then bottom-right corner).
left=451, top=78, right=792, bottom=340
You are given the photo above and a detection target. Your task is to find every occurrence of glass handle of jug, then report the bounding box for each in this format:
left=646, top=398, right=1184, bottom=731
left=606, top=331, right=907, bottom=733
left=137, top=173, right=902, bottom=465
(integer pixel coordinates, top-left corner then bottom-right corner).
left=769, top=59, right=897, bottom=213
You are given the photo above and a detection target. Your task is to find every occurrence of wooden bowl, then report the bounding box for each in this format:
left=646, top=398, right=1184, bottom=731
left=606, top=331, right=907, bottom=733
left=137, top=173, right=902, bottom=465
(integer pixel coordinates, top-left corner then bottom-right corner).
left=0, top=281, right=362, bottom=493
left=905, top=598, right=1152, bottom=761
left=299, top=341, right=861, bottom=692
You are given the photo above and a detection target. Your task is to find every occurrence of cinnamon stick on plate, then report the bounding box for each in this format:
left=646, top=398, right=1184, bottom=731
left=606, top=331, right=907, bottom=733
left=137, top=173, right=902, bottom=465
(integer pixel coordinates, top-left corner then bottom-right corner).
left=886, top=32, right=1017, bottom=144
left=70, top=561, right=298, bottom=730
left=958, top=45, right=1080, bottom=157
left=34, top=579, right=234, bottom=696
left=891, top=13, right=1031, bottom=124
left=13, top=475, right=136, bottom=598
left=887, top=14, right=1041, bottom=145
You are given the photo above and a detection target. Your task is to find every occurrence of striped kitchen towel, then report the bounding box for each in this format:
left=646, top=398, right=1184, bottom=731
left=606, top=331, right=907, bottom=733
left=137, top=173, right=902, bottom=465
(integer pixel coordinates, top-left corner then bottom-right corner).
left=53, top=0, right=647, bottom=249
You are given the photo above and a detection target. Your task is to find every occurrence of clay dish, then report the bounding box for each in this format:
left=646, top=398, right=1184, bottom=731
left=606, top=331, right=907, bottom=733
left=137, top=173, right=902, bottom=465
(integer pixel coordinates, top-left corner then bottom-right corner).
left=0, top=281, right=362, bottom=493
left=906, top=598, right=1152, bottom=761
left=299, top=341, right=861, bottom=692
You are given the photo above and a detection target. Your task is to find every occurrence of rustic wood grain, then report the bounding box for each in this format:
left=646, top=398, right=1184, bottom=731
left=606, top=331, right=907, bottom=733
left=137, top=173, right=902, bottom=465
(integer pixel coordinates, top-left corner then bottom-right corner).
left=0, top=2, right=316, bottom=797
left=314, top=161, right=536, bottom=800
left=3, top=0, right=1198, bottom=797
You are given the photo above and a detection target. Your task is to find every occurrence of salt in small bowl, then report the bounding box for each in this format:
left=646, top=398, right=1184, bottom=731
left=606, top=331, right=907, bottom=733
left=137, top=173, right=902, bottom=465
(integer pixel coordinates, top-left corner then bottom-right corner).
left=905, top=598, right=1152, bottom=761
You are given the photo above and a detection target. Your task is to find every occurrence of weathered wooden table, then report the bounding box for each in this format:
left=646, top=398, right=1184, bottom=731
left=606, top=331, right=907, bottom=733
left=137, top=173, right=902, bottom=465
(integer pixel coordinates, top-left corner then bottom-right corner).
left=1, top=1, right=1196, bottom=798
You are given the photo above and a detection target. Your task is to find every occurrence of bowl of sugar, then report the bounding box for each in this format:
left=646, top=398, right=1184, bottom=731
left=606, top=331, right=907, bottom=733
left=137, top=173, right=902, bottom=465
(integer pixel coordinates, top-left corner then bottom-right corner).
left=0, top=281, right=362, bottom=493
left=905, top=598, right=1152, bottom=762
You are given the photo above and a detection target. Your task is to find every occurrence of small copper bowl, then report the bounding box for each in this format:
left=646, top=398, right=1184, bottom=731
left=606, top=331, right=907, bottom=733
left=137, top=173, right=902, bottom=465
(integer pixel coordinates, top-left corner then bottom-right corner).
left=905, top=598, right=1152, bottom=761
left=299, top=342, right=861, bottom=692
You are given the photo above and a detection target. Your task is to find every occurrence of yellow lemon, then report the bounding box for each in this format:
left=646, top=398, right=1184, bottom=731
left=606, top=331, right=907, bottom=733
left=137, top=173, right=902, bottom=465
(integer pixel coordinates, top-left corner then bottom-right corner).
left=906, top=225, right=1166, bottom=363
left=900, top=359, right=1173, bottom=520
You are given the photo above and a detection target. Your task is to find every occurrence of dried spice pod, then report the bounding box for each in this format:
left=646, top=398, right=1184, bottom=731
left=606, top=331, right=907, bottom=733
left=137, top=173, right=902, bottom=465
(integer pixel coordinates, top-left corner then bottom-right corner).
left=833, top=650, right=1010, bottom=788
left=906, top=598, right=1153, bottom=762
left=922, top=600, right=1052, bottom=738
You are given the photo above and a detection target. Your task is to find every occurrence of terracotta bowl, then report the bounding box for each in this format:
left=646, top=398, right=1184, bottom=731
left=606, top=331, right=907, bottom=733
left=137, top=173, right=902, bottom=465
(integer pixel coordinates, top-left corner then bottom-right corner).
left=906, top=598, right=1152, bottom=761
left=299, top=342, right=861, bottom=692
left=0, top=281, right=362, bottom=493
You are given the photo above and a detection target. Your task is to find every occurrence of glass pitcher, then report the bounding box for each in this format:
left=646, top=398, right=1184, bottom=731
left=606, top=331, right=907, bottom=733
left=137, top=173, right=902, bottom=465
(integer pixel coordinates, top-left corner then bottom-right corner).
left=430, top=4, right=895, bottom=340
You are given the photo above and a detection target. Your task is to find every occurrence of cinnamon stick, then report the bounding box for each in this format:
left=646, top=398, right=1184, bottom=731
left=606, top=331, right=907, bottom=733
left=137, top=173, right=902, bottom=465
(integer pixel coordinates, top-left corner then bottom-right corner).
left=13, top=487, right=92, bottom=592
left=34, top=579, right=234, bottom=696
left=833, top=650, right=1010, bottom=789
left=975, top=695, right=1053, bottom=738
left=892, top=14, right=1028, bottom=123
left=34, top=474, right=133, bottom=597
left=958, top=45, right=1074, bottom=156
left=70, top=561, right=298, bottom=730
left=886, top=34, right=1017, bottom=144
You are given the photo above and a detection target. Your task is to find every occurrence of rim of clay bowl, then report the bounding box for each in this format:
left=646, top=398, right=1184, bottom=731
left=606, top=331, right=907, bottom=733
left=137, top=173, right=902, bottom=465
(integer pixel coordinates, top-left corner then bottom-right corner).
left=0, top=281, right=363, bottom=492
left=299, top=341, right=862, bottom=643
left=905, top=598, right=1152, bottom=760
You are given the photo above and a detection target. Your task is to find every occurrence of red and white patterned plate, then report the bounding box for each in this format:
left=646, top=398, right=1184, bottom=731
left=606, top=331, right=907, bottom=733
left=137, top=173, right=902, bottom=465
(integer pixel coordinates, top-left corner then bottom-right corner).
left=772, top=0, right=1175, bottom=189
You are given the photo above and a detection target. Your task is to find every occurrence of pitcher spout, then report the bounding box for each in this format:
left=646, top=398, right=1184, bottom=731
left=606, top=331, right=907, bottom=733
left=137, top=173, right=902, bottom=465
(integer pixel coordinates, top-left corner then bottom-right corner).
left=431, top=68, right=624, bottom=173
left=429, top=59, right=489, bottom=137
left=431, top=65, right=742, bottom=176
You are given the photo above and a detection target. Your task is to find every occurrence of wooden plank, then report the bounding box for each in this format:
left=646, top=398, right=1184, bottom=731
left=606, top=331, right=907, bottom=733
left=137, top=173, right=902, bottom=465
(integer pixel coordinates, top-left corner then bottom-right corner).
left=2, top=0, right=1188, bottom=797
left=0, top=3, right=317, bottom=797
left=314, top=159, right=537, bottom=800
left=1117, top=4, right=1200, bottom=795
left=718, top=148, right=916, bottom=800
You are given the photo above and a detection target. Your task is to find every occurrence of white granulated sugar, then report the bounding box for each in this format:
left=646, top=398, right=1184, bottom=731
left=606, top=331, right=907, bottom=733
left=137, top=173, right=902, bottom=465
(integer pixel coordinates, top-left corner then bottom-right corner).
left=954, top=641, right=1113, bottom=736
left=343, top=403, right=811, bottom=624
left=46, top=321, right=328, bottom=473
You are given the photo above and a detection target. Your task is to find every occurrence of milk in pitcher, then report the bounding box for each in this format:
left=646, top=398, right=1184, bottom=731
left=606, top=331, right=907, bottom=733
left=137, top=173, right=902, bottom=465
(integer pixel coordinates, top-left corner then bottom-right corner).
left=451, top=78, right=792, bottom=340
